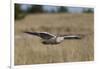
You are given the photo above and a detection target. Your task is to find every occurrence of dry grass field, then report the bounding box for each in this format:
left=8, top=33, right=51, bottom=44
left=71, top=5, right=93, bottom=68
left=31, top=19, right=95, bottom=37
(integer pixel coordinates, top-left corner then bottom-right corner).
left=15, top=13, right=94, bottom=65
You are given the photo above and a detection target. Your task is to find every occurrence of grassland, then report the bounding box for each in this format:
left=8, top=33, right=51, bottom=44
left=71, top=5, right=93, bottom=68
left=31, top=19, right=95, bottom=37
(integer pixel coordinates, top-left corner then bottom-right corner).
left=15, top=13, right=94, bottom=65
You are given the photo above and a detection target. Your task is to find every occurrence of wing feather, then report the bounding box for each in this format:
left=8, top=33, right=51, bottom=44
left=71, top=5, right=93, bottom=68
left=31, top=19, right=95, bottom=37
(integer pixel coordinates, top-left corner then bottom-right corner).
left=63, top=35, right=83, bottom=39
left=24, top=32, right=56, bottom=39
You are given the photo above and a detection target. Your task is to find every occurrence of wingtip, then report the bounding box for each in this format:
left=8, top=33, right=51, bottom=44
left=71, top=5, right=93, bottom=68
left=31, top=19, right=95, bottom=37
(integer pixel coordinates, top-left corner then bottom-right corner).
left=23, top=31, right=38, bottom=35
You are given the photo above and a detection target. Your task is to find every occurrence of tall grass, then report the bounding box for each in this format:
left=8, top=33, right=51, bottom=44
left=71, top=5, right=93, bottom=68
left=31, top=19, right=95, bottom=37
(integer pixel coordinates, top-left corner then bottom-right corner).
left=15, top=13, right=94, bottom=65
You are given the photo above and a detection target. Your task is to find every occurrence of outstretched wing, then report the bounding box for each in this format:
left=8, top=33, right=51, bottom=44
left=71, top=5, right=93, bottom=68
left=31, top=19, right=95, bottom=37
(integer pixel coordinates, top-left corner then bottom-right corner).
left=63, top=34, right=83, bottom=39
left=24, top=32, right=56, bottom=39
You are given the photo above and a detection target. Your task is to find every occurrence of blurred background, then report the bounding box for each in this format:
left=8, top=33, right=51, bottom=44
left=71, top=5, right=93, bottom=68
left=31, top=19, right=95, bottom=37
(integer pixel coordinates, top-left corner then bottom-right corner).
left=15, top=4, right=94, bottom=20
